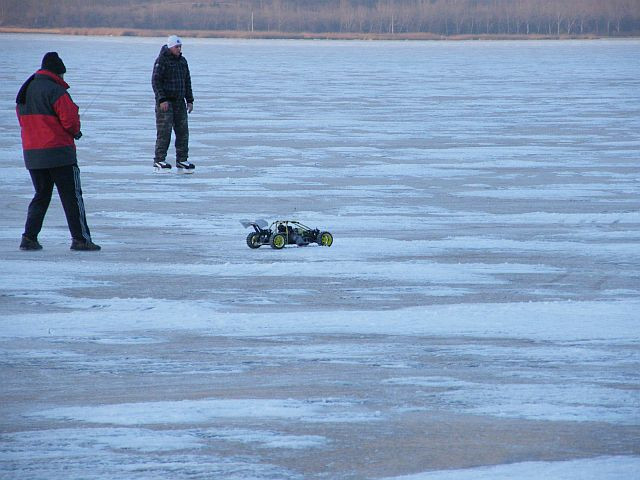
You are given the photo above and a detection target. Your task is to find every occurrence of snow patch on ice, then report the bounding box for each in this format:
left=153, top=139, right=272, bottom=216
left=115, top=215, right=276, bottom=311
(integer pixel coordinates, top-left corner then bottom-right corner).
left=201, top=428, right=328, bottom=449
left=381, top=456, right=640, bottom=480
left=34, top=398, right=382, bottom=425
left=3, top=298, right=637, bottom=342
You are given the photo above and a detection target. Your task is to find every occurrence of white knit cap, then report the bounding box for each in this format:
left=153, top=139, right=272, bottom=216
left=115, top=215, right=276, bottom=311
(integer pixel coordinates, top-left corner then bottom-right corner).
left=167, top=35, right=182, bottom=48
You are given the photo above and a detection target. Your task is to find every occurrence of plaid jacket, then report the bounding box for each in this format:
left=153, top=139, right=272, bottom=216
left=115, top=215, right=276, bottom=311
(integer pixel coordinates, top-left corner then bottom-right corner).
left=152, top=46, right=194, bottom=105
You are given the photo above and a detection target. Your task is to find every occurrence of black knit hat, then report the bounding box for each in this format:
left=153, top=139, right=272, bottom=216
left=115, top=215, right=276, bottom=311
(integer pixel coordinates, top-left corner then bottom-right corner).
left=41, top=52, right=66, bottom=75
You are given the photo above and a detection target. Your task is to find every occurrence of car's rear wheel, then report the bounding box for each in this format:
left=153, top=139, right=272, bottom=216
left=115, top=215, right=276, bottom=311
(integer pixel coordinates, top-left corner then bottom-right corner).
left=246, top=232, right=261, bottom=248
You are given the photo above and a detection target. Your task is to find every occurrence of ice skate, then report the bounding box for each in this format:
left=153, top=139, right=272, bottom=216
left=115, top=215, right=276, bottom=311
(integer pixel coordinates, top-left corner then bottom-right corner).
left=154, top=161, right=172, bottom=173
left=176, top=160, right=195, bottom=174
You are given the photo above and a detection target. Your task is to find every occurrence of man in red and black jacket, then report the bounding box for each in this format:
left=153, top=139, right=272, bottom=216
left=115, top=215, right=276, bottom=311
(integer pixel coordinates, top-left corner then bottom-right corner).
left=16, top=52, right=100, bottom=251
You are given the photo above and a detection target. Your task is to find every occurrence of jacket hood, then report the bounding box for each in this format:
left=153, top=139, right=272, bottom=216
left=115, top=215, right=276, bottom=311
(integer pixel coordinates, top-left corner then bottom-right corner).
left=16, top=70, right=69, bottom=105
left=160, top=45, right=181, bottom=58
left=36, top=69, right=70, bottom=89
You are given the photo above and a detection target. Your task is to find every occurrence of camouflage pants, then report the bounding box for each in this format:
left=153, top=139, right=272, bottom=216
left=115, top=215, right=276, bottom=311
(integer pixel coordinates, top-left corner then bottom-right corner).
left=154, top=99, right=189, bottom=163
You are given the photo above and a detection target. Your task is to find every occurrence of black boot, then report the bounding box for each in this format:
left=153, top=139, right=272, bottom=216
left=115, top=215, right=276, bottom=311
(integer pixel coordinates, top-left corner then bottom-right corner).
left=70, top=239, right=101, bottom=251
left=20, top=234, right=42, bottom=251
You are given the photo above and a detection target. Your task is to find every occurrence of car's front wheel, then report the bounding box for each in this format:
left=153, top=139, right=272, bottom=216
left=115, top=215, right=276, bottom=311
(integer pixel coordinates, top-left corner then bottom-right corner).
left=317, top=231, right=333, bottom=247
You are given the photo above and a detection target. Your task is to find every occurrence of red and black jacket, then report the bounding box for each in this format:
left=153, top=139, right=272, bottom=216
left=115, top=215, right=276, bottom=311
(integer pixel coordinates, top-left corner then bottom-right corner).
left=16, top=70, right=81, bottom=169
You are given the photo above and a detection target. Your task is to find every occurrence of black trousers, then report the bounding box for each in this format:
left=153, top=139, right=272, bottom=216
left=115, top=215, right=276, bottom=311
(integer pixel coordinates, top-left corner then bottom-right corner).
left=24, top=164, right=92, bottom=243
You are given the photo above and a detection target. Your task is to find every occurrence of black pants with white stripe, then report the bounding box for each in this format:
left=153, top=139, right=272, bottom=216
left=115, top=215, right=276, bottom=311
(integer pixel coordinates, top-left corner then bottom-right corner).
left=24, top=164, right=92, bottom=243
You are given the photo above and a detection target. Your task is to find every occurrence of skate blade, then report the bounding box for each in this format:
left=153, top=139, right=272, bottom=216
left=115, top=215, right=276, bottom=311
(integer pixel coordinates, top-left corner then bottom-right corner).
left=154, top=167, right=172, bottom=174
left=176, top=168, right=195, bottom=175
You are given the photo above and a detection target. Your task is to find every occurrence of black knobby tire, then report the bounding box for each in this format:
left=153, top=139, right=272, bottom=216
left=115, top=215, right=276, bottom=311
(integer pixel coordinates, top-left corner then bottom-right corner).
left=246, top=232, right=261, bottom=249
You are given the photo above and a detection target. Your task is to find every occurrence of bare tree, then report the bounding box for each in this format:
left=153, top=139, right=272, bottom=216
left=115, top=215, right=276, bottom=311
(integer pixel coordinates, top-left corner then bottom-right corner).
left=5, top=0, right=640, bottom=36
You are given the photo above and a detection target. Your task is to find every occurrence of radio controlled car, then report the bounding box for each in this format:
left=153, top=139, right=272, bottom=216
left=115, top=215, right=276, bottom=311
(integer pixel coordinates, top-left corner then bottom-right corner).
left=242, top=219, right=333, bottom=249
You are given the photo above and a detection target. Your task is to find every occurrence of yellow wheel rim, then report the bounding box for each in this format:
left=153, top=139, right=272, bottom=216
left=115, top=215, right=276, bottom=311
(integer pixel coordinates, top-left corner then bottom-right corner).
left=320, top=233, right=333, bottom=246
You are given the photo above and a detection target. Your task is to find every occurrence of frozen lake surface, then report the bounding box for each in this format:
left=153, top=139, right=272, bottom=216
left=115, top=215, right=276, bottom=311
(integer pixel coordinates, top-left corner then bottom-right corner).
left=1, top=34, right=639, bottom=479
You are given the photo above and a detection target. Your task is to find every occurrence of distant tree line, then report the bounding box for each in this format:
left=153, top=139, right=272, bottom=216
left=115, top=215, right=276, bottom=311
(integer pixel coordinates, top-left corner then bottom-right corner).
left=2, top=0, right=639, bottom=36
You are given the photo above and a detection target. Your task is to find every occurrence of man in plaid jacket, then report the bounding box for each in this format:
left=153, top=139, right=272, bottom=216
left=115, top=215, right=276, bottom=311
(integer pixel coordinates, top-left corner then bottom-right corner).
left=151, top=35, right=195, bottom=173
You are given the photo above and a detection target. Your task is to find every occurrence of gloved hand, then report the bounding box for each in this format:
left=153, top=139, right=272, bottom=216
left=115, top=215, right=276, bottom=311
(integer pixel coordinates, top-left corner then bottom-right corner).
left=74, top=131, right=83, bottom=140
left=187, top=102, right=193, bottom=114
